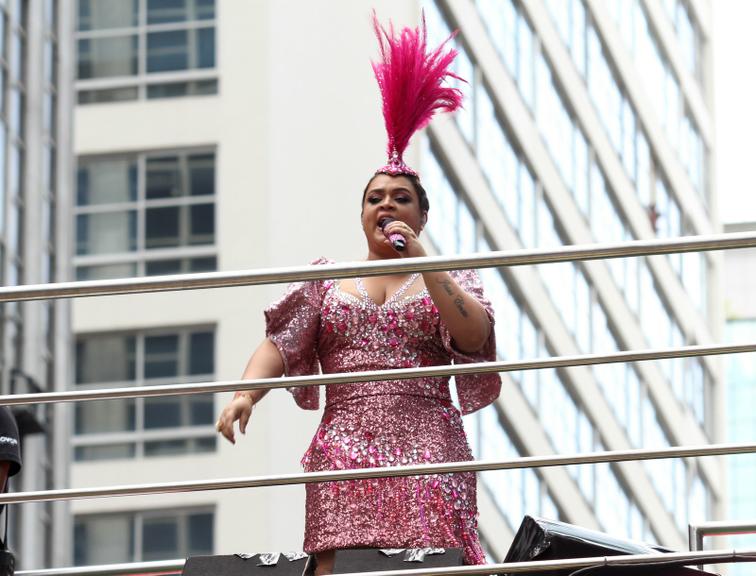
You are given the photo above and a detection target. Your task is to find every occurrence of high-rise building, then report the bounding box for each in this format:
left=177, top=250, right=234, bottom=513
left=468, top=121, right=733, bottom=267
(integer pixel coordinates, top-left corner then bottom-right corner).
left=0, top=0, right=75, bottom=569
left=419, top=0, right=719, bottom=560
left=63, top=0, right=718, bottom=570
left=723, top=221, right=756, bottom=576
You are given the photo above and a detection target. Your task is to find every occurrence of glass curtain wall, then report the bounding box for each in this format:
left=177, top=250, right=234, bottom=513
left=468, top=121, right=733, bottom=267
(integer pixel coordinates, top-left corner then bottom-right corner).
left=725, top=320, right=756, bottom=575
left=0, top=0, right=27, bottom=388
left=423, top=0, right=712, bottom=542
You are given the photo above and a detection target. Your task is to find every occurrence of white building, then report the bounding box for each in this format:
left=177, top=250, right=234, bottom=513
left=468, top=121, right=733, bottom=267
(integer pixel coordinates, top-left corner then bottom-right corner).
left=0, top=0, right=74, bottom=569
left=58, top=0, right=718, bottom=570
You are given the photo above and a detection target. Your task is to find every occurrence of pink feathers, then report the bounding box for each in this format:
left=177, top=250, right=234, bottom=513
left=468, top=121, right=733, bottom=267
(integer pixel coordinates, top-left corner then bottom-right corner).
left=372, top=11, right=465, bottom=176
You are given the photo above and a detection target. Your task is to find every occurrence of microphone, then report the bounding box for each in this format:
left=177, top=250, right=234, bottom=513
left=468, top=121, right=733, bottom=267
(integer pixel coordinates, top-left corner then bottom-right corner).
left=378, top=217, right=406, bottom=251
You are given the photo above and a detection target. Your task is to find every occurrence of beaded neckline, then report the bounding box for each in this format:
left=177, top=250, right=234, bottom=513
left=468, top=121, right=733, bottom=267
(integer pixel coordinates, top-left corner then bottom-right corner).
left=355, top=274, right=420, bottom=308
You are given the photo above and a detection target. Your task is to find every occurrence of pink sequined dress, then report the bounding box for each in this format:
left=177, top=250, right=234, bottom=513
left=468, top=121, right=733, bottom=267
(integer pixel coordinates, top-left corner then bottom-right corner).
left=264, top=259, right=501, bottom=564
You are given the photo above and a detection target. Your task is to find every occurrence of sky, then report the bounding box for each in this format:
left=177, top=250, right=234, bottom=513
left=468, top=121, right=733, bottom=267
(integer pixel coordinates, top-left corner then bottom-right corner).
left=712, top=1, right=756, bottom=224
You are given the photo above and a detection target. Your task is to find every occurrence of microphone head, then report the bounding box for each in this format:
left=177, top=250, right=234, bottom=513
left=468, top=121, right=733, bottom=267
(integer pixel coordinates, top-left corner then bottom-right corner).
left=378, top=216, right=395, bottom=230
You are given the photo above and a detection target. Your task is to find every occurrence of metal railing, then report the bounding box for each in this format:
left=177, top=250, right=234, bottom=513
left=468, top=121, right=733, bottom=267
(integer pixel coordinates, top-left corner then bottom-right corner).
left=1, top=232, right=755, bottom=302
left=690, top=520, right=756, bottom=551
left=1, top=342, right=753, bottom=406
left=4, top=233, right=756, bottom=574
left=15, top=548, right=756, bottom=576
left=17, top=559, right=185, bottom=576
left=1, top=442, right=755, bottom=505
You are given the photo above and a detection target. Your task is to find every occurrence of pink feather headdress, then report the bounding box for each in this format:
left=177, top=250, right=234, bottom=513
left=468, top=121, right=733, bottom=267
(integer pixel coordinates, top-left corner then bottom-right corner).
left=372, top=11, right=465, bottom=177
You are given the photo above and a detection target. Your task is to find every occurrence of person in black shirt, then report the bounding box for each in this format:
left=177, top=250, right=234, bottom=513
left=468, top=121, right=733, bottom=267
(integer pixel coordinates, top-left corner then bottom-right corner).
left=0, top=407, right=21, bottom=494
left=0, top=405, right=21, bottom=567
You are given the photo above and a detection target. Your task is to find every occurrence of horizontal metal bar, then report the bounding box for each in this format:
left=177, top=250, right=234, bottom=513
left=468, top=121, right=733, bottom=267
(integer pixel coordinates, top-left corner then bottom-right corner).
left=689, top=519, right=756, bottom=555
left=1, top=442, right=754, bottom=505
left=692, top=520, right=756, bottom=534
left=17, top=559, right=184, bottom=576
left=1, top=342, right=753, bottom=407
left=690, top=520, right=756, bottom=547
left=2, top=232, right=755, bottom=302
left=15, top=549, right=756, bottom=576
left=335, top=549, right=756, bottom=576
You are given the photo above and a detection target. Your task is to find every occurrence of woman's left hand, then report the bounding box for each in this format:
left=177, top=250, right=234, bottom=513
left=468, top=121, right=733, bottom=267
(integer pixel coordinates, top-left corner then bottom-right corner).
left=382, top=220, right=427, bottom=258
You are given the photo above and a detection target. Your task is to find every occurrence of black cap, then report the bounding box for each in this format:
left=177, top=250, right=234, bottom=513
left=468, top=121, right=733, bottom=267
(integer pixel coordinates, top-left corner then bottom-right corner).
left=0, top=407, right=21, bottom=477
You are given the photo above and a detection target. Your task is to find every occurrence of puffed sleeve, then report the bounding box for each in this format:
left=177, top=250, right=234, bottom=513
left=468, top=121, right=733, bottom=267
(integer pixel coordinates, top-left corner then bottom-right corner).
left=439, top=269, right=501, bottom=415
left=264, top=258, right=333, bottom=410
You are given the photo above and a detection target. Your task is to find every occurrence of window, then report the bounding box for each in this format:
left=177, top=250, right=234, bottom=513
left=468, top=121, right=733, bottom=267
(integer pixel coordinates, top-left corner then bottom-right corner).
left=421, top=139, right=458, bottom=255
left=476, top=86, right=523, bottom=232
left=543, top=0, right=709, bottom=203
left=427, top=1, right=714, bottom=543
left=421, top=138, right=484, bottom=256
left=519, top=169, right=536, bottom=248
left=454, top=44, right=476, bottom=146
left=661, top=0, right=703, bottom=85
left=76, top=0, right=217, bottom=104
left=475, top=0, right=517, bottom=78
left=595, top=460, right=630, bottom=536
left=608, top=0, right=708, bottom=200
left=425, top=3, right=477, bottom=147
left=75, top=150, right=216, bottom=280
left=725, top=321, right=756, bottom=575
left=73, top=327, right=216, bottom=461
left=74, top=508, right=213, bottom=566
left=517, top=14, right=535, bottom=109
left=475, top=405, right=561, bottom=530
left=78, top=36, right=139, bottom=80
left=0, top=0, right=28, bottom=378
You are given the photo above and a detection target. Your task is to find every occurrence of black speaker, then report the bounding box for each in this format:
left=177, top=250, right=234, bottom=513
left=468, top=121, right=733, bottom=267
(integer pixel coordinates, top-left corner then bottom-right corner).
left=504, top=516, right=718, bottom=576
left=331, top=548, right=464, bottom=574
left=182, top=553, right=309, bottom=576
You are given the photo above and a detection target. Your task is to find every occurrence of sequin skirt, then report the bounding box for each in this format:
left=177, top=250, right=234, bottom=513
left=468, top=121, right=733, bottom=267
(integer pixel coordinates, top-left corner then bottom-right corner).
left=301, top=393, right=486, bottom=565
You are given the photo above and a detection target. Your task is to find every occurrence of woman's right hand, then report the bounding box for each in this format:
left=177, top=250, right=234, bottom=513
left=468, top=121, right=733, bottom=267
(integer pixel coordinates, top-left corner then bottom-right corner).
left=218, top=338, right=282, bottom=444
left=216, top=394, right=255, bottom=444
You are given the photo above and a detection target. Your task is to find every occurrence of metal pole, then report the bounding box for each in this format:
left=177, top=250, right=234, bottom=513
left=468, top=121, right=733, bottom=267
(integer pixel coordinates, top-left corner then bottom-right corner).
left=2, top=342, right=754, bottom=406
left=690, top=523, right=704, bottom=552
left=15, top=548, right=756, bottom=576
left=1, top=442, right=755, bottom=505
left=16, top=559, right=185, bottom=576
left=689, top=520, right=756, bottom=550
left=2, top=232, right=756, bottom=302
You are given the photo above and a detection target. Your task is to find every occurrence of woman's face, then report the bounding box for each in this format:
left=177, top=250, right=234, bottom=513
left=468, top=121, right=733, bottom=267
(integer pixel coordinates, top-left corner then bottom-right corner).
left=361, top=173, right=427, bottom=254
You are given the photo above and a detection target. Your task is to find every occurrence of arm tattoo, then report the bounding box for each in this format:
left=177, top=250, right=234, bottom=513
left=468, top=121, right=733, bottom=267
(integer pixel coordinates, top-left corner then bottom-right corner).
left=454, top=296, right=469, bottom=318
left=436, top=278, right=469, bottom=317
left=438, top=278, right=454, bottom=296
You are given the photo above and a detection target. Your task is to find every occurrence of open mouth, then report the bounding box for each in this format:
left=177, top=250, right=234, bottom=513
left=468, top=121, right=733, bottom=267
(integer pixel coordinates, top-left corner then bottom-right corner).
left=377, top=216, right=394, bottom=230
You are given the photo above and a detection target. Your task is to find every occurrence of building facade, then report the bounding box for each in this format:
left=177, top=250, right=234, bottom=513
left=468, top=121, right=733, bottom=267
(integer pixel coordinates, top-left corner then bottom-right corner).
left=0, top=0, right=75, bottom=569
left=419, top=0, right=719, bottom=559
left=723, top=221, right=756, bottom=576
left=62, top=0, right=717, bottom=570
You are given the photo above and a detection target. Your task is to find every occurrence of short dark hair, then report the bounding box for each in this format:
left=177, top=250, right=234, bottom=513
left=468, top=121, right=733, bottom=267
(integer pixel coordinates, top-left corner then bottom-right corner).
left=361, top=173, right=430, bottom=214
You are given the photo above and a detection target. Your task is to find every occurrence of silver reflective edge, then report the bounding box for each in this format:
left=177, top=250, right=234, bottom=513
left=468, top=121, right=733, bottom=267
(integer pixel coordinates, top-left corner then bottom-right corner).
left=1, top=442, right=755, bottom=505
left=2, top=232, right=756, bottom=302
left=1, top=342, right=754, bottom=406
left=689, top=520, right=756, bottom=551
left=15, top=549, right=756, bottom=576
